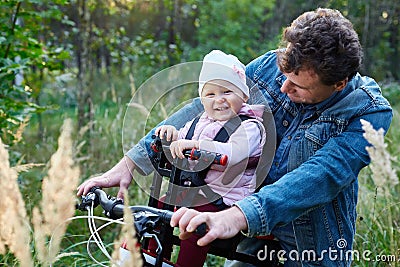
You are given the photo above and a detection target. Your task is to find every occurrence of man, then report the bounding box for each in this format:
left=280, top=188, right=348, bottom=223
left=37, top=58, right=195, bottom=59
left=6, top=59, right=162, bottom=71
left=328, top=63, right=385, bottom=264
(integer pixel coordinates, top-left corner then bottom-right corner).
left=78, top=8, right=393, bottom=266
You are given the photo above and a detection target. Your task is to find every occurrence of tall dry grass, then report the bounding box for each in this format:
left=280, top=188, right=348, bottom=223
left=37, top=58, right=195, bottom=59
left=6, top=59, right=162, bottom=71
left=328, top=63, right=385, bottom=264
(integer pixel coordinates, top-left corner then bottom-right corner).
left=355, top=119, right=399, bottom=266
left=0, top=119, right=80, bottom=266
left=0, top=138, right=33, bottom=267
left=361, top=119, right=398, bottom=189
left=31, top=118, right=80, bottom=265
left=0, top=117, right=145, bottom=266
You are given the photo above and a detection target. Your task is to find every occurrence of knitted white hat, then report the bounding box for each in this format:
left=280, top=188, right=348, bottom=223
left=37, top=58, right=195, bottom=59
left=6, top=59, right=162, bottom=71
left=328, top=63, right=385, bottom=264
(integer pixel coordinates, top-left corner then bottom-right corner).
left=198, top=50, right=249, bottom=97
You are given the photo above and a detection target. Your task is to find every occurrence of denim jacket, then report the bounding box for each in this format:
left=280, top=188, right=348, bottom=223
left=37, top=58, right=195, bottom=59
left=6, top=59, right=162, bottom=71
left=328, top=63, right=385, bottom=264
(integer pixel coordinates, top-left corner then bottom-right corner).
left=126, top=51, right=393, bottom=266
left=235, top=51, right=393, bottom=266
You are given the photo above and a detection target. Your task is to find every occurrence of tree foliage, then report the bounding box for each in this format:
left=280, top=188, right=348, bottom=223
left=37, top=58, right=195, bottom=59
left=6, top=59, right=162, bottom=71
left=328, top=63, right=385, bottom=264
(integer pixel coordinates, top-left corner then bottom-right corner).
left=189, top=0, right=276, bottom=63
left=0, top=0, right=69, bottom=145
left=1, top=0, right=399, bottom=145
left=325, top=0, right=400, bottom=80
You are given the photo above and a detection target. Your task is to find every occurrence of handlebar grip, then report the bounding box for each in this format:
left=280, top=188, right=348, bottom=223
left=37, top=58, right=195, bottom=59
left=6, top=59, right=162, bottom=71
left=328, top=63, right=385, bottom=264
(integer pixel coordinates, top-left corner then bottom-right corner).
left=185, top=148, right=228, bottom=166
left=194, top=222, right=207, bottom=236
left=150, top=135, right=162, bottom=152
left=131, top=207, right=207, bottom=236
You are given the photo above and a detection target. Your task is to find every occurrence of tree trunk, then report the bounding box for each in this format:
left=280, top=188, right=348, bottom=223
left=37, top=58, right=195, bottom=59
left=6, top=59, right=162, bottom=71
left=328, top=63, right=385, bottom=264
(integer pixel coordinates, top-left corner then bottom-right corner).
left=76, top=0, right=93, bottom=136
left=361, top=0, right=370, bottom=74
left=388, top=6, right=400, bottom=80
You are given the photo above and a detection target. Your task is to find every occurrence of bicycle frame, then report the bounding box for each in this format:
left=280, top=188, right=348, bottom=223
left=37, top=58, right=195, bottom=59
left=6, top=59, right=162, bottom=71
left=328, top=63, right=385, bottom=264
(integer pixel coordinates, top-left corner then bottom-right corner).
left=77, top=136, right=283, bottom=266
left=145, top=136, right=282, bottom=266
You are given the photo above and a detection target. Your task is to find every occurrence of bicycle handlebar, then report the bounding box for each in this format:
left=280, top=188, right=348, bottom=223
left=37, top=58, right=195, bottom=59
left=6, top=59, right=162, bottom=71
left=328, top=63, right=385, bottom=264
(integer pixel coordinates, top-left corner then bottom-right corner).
left=77, top=187, right=207, bottom=235
left=77, top=187, right=172, bottom=221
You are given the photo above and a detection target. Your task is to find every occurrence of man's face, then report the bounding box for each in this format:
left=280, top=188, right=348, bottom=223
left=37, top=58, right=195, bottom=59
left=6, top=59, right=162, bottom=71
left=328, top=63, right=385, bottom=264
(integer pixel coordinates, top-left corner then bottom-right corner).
left=280, top=69, right=343, bottom=104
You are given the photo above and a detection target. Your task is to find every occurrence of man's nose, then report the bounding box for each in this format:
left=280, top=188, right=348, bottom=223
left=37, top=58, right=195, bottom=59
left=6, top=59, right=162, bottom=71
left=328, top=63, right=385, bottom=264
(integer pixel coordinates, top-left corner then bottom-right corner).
left=281, top=79, right=294, bottom=94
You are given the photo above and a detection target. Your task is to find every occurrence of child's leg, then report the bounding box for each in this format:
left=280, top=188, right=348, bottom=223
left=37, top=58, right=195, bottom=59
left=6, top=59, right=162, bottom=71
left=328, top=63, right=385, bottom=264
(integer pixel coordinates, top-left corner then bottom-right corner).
left=175, top=234, right=209, bottom=267
left=175, top=202, right=222, bottom=267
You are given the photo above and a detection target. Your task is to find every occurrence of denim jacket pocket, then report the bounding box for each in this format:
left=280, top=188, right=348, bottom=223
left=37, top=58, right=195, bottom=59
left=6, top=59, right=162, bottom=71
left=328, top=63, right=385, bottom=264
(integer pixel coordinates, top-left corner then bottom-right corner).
left=305, top=117, right=348, bottom=149
left=288, top=132, right=316, bottom=172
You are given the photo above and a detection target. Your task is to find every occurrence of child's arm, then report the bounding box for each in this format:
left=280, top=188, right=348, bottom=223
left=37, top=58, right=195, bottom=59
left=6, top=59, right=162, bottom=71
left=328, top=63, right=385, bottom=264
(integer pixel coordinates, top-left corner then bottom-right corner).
left=169, top=139, right=199, bottom=159
left=156, top=116, right=203, bottom=159
left=199, top=120, right=265, bottom=166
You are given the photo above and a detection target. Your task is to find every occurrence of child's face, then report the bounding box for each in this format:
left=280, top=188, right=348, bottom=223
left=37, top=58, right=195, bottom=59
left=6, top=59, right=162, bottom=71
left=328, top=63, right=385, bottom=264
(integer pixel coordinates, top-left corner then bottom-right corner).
left=201, top=79, right=248, bottom=121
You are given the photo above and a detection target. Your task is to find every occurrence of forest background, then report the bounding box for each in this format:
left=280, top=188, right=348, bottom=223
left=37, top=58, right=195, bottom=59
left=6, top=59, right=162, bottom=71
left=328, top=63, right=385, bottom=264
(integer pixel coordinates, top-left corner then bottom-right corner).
left=1, top=0, right=399, bottom=266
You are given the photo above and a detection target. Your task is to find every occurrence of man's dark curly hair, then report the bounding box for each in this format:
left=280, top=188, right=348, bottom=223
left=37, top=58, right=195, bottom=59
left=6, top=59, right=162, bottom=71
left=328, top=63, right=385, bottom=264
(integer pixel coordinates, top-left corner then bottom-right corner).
left=277, top=8, right=363, bottom=85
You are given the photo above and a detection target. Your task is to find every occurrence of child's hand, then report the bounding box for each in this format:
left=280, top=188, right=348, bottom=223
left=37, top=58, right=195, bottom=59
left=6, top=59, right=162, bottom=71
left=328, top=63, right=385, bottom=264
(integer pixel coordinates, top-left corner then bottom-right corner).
left=155, top=125, right=178, bottom=141
left=170, top=139, right=199, bottom=159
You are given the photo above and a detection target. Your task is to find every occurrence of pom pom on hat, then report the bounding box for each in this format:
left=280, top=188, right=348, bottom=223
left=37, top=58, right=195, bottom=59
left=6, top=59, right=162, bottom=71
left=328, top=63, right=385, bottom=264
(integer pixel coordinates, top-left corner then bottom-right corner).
left=198, top=50, right=249, bottom=97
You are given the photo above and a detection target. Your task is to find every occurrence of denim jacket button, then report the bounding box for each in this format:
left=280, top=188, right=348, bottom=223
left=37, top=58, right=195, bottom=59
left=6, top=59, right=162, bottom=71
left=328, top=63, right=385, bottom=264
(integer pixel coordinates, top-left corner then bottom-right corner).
left=282, top=120, right=289, bottom=127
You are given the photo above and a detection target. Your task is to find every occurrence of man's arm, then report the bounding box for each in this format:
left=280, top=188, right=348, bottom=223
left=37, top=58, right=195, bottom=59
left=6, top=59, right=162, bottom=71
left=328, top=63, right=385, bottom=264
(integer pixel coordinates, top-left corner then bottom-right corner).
left=77, top=156, right=136, bottom=198
left=236, top=109, right=393, bottom=236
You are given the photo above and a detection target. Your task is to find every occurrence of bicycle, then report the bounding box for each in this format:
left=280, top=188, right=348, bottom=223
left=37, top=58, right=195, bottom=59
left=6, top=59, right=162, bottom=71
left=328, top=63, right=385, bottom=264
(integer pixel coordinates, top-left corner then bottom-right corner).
left=77, top=136, right=283, bottom=267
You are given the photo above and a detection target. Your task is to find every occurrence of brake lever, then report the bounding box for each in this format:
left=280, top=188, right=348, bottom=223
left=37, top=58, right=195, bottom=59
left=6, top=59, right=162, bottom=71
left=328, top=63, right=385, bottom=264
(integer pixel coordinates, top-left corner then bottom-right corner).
left=76, top=191, right=99, bottom=211
left=133, top=211, right=161, bottom=236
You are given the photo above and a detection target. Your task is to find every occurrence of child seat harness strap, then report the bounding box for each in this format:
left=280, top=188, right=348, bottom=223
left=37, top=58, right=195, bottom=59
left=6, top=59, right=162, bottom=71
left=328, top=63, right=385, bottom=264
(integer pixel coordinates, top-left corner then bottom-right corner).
left=180, top=114, right=251, bottom=209
left=185, top=115, right=251, bottom=143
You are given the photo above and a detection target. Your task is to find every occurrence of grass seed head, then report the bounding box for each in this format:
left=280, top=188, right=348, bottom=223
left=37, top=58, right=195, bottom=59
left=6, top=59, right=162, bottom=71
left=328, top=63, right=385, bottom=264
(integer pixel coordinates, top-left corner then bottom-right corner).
left=0, top=138, right=33, bottom=267
left=32, top=119, right=80, bottom=264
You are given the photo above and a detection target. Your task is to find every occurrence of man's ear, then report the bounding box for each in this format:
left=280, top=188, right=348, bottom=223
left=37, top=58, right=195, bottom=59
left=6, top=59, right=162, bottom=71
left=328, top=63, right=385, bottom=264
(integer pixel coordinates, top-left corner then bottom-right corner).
left=334, top=77, right=348, bottom=91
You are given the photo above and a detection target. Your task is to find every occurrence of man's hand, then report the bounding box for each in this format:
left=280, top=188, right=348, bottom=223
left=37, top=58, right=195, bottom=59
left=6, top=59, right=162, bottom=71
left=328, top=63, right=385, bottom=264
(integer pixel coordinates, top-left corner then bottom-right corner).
left=170, top=206, right=248, bottom=246
left=76, top=156, right=135, bottom=199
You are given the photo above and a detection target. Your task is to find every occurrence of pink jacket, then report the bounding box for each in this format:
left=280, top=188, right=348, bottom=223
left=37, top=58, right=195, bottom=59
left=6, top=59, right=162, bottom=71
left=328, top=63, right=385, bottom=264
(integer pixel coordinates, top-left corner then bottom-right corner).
left=177, top=104, right=266, bottom=206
